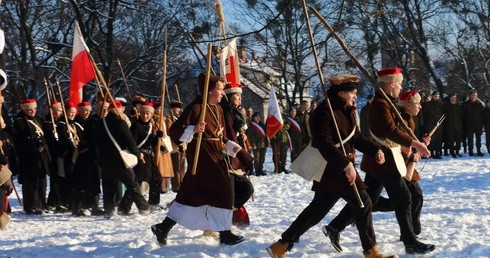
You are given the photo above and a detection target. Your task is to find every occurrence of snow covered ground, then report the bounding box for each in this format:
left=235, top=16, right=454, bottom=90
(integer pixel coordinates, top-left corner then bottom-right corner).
left=1, top=149, right=490, bottom=257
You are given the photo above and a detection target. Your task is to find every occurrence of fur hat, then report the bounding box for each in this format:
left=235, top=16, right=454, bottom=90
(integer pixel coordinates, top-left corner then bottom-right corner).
left=94, top=100, right=109, bottom=111
left=131, top=95, right=146, bottom=105
left=115, top=97, right=127, bottom=106
left=65, top=101, right=77, bottom=111
left=398, top=89, right=421, bottom=105
left=109, top=100, right=122, bottom=109
left=198, top=73, right=224, bottom=95
left=77, top=101, right=92, bottom=112
left=224, top=82, right=242, bottom=95
left=170, top=100, right=182, bottom=109
left=50, top=100, right=62, bottom=111
left=327, top=74, right=360, bottom=97
left=139, top=102, right=154, bottom=113
left=20, top=98, right=37, bottom=110
left=377, top=67, right=403, bottom=84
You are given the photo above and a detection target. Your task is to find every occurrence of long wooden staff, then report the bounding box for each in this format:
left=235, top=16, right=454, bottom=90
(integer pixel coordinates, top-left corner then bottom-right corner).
left=55, top=79, right=74, bottom=144
left=175, top=84, right=181, bottom=102
left=116, top=59, right=132, bottom=100
left=189, top=33, right=217, bottom=75
left=44, top=78, right=58, bottom=141
left=155, top=26, right=168, bottom=163
left=309, top=6, right=417, bottom=141
left=191, top=44, right=213, bottom=175
left=302, top=0, right=364, bottom=207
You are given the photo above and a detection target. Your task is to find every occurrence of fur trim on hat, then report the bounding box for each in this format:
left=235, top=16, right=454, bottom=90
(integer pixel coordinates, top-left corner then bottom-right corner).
left=377, top=67, right=403, bottom=84
left=77, top=101, right=92, bottom=112
left=139, top=102, right=154, bottom=113
left=20, top=99, right=37, bottom=110
left=94, top=101, right=109, bottom=110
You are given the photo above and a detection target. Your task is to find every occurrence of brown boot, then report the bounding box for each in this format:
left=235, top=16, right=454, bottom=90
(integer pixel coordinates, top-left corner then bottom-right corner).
left=364, top=245, right=396, bottom=258
left=267, top=240, right=289, bottom=258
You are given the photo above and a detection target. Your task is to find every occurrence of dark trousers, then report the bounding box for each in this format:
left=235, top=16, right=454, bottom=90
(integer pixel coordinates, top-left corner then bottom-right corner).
left=101, top=166, right=149, bottom=213
left=281, top=189, right=376, bottom=252
left=331, top=173, right=418, bottom=245
left=466, top=131, right=482, bottom=153
left=21, top=175, right=47, bottom=212
left=229, top=174, right=254, bottom=208
left=46, top=173, right=62, bottom=208
left=148, top=166, right=163, bottom=205
left=271, top=142, right=287, bottom=173
left=369, top=180, right=423, bottom=235
left=252, top=148, right=266, bottom=175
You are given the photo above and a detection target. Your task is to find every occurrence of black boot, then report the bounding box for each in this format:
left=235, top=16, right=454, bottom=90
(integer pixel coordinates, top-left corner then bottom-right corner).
left=322, top=225, right=342, bottom=252
left=219, top=230, right=245, bottom=245
left=405, top=241, right=435, bottom=254
left=151, top=217, right=176, bottom=246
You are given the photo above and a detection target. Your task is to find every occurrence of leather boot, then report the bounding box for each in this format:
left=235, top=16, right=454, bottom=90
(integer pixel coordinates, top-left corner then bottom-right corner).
left=151, top=217, right=176, bottom=246
left=405, top=241, right=435, bottom=254
left=219, top=230, right=245, bottom=245
left=267, top=239, right=290, bottom=258
left=364, top=245, right=396, bottom=258
left=322, top=225, right=342, bottom=252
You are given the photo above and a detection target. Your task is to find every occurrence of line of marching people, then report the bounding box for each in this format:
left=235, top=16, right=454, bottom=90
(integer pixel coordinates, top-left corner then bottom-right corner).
left=0, top=93, right=189, bottom=225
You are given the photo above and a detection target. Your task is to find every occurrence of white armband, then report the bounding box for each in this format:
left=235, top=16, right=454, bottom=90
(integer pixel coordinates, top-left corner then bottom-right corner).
left=223, top=140, right=242, bottom=158
left=179, top=125, right=195, bottom=143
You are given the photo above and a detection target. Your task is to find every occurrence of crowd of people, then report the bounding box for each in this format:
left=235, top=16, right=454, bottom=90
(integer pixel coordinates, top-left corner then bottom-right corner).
left=0, top=68, right=489, bottom=258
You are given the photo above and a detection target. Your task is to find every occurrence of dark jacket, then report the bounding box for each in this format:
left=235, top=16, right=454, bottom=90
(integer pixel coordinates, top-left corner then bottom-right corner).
left=130, top=119, right=158, bottom=182
left=311, top=98, right=380, bottom=193
left=95, top=111, right=141, bottom=169
left=462, top=99, right=484, bottom=133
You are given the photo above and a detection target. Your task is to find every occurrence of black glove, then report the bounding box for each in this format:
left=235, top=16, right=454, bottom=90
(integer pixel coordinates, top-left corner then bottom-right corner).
left=245, top=163, right=254, bottom=176
left=156, top=130, right=164, bottom=138
left=2, top=180, right=13, bottom=196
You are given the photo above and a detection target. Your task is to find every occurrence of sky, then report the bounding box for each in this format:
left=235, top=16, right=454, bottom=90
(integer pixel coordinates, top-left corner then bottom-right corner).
left=1, top=147, right=490, bottom=257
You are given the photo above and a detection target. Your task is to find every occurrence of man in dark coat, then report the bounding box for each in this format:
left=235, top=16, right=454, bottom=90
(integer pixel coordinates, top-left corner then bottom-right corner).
left=357, top=68, right=434, bottom=255
left=296, top=100, right=311, bottom=149
left=287, top=107, right=302, bottom=162
left=443, top=93, right=463, bottom=157
left=130, top=102, right=163, bottom=208
left=13, top=99, right=50, bottom=214
left=96, top=100, right=150, bottom=218
left=168, top=100, right=186, bottom=192
left=462, top=89, right=484, bottom=156
left=360, top=94, right=374, bottom=138
left=267, top=74, right=390, bottom=258
left=248, top=112, right=268, bottom=176
left=483, top=100, right=490, bottom=154
left=270, top=112, right=290, bottom=174
left=423, top=91, right=444, bottom=158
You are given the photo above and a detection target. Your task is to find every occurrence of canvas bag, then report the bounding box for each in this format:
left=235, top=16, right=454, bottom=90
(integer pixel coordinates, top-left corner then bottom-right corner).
left=103, top=118, right=138, bottom=169
left=370, top=131, right=407, bottom=177
left=290, top=128, right=356, bottom=182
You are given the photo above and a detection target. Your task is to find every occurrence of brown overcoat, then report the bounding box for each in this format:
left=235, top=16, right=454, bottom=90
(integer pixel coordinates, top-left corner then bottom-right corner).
left=311, top=98, right=380, bottom=193
left=168, top=97, right=233, bottom=210
left=360, top=92, right=413, bottom=175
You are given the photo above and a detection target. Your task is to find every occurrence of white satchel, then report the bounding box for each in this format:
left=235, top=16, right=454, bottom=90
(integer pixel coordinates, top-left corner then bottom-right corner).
left=103, top=118, right=138, bottom=169
left=290, top=145, right=327, bottom=182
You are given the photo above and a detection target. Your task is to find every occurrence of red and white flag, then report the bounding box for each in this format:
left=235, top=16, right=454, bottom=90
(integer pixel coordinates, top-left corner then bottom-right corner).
left=219, top=37, right=240, bottom=87
left=69, top=22, right=95, bottom=106
left=266, top=87, right=283, bottom=138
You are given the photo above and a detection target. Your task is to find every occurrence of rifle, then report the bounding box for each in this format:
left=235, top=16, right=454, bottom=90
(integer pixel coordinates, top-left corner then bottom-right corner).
left=55, top=79, right=74, bottom=145
left=155, top=26, right=169, bottom=164
left=44, top=79, right=58, bottom=141
left=116, top=59, right=132, bottom=100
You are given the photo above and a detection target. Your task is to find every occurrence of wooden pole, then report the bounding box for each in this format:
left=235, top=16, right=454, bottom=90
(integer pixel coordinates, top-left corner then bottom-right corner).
left=155, top=26, right=168, bottom=163
left=116, top=59, right=133, bottom=99
left=44, top=79, right=58, bottom=141
left=191, top=44, right=213, bottom=175
left=55, top=79, right=74, bottom=144
left=302, top=0, right=364, bottom=207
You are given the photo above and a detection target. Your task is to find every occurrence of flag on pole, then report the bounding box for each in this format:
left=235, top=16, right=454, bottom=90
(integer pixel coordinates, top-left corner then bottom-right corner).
left=266, top=87, right=283, bottom=138
left=69, top=22, right=95, bottom=106
left=219, top=37, right=240, bottom=87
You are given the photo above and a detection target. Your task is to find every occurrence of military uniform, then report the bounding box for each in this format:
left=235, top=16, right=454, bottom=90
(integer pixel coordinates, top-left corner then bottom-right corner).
left=423, top=92, right=444, bottom=158
left=482, top=103, right=490, bottom=153
left=287, top=112, right=302, bottom=162
left=248, top=113, right=268, bottom=176
left=270, top=118, right=289, bottom=173
left=462, top=94, right=484, bottom=156
left=443, top=95, right=463, bottom=157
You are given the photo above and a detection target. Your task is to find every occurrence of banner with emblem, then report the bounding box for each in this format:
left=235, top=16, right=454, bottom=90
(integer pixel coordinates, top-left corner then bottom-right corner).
left=219, top=37, right=240, bottom=87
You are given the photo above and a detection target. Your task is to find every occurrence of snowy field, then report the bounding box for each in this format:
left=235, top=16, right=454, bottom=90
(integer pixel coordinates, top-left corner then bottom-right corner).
left=1, top=148, right=490, bottom=258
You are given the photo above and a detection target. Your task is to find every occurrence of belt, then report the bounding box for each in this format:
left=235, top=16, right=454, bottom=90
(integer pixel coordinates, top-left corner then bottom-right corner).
left=140, top=149, right=154, bottom=155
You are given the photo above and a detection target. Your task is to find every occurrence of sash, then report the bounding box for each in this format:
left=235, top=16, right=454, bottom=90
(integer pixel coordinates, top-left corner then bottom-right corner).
left=287, top=117, right=302, bottom=135
left=369, top=130, right=407, bottom=177
left=137, top=123, right=153, bottom=148
left=250, top=121, right=266, bottom=138
left=334, top=128, right=355, bottom=148
left=286, top=131, right=292, bottom=150
left=27, top=119, right=44, bottom=136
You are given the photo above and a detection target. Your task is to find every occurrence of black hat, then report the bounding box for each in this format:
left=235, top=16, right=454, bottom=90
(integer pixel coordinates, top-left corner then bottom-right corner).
left=367, top=94, right=374, bottom=99
left=198, top=73, right=223, bottom=95
left=431, top=91, right=439, bottom=96
left=449, top=92, right=457, bottom=98
left=470, top=88, right=477, bottom=94
left=327, top=74, right=360, bottom=98
left=170, top=100, right=182, bottom=108
left=252, top=112, right=260, bottom=118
